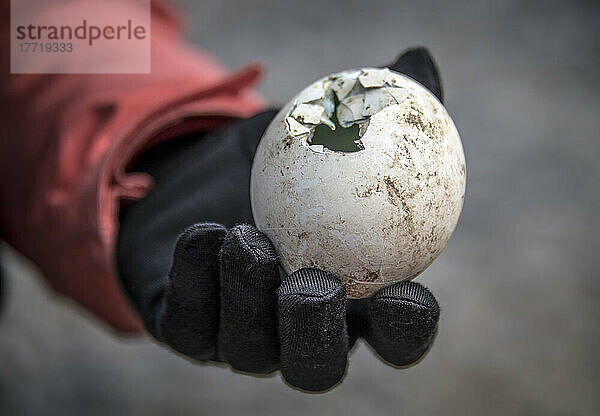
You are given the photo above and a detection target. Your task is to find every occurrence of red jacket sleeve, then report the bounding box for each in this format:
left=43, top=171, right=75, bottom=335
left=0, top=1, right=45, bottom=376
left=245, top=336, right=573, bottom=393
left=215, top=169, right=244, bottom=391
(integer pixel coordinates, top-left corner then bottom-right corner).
left=0, top=0, right=266, bottom=333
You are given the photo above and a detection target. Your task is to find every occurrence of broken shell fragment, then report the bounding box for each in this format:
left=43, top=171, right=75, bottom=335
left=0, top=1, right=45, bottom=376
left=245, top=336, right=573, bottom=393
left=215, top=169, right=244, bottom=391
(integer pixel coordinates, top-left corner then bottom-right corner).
left=251, top=68, right=466, bottom=298
left=331, top=76, right=356, bottom=101
left=290, top=104, right=326, bottom=125
left=337, top=95, right=366, bottom=127
left=284, top=117, right=310, bottom=138
left=358, top=68, right=392, bottom=88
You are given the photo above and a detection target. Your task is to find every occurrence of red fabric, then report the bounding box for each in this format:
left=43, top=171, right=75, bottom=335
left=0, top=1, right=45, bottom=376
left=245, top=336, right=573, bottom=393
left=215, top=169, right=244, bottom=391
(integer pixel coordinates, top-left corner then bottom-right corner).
left=0, top=0, right=266, bottom=333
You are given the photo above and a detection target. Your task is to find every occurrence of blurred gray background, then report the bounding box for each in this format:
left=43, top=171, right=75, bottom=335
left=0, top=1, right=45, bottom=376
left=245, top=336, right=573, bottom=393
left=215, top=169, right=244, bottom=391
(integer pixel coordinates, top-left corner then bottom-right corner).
left=2, top=0, right=599, bottom=414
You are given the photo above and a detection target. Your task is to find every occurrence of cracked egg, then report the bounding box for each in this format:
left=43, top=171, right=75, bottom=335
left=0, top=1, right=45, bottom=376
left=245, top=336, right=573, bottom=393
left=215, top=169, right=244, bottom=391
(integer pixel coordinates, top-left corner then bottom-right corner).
left=250, top=68, right=466, bottom=298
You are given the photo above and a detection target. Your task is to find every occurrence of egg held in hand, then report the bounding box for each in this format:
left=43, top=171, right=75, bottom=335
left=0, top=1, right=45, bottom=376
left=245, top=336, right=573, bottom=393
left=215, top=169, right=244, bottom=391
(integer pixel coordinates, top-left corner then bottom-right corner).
left=250, top=68, right=466, bottom=298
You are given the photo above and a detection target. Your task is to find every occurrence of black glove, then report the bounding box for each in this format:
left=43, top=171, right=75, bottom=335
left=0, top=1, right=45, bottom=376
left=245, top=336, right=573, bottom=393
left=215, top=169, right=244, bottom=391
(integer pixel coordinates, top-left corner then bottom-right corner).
left=117, top=47, right=442, bottom=392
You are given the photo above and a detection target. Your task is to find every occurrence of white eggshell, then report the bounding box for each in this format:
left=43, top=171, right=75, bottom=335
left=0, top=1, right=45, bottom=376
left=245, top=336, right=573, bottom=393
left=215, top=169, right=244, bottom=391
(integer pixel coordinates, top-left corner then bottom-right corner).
left=251, top=68, right=466, bottom=298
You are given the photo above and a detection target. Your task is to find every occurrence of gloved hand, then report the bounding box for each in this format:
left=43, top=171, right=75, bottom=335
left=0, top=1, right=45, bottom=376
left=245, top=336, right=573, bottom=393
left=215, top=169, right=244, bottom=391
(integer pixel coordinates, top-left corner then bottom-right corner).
left=117, top=47, right=443, bottom=392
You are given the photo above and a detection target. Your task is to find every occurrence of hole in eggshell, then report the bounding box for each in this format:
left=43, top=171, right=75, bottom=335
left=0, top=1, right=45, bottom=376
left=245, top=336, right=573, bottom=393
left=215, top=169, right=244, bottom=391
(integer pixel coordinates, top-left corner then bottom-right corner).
left=285, top=68, right=409, bottom=154
left=309, top=97, right=364, bottom=152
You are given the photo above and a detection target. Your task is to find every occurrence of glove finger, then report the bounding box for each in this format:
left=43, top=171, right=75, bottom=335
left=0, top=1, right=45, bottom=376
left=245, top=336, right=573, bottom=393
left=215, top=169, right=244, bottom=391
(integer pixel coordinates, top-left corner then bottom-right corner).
left=387, top=47, right=444, bottom=103
left=278, top=268, right=348, bottom=392
left=365, top=281, right=440, bottom=367
left=218, top=224, right=280, bottom=374
left=159, top=223, right=227, bottom=361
